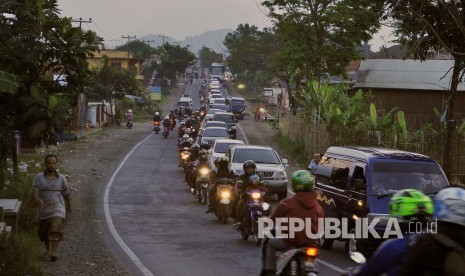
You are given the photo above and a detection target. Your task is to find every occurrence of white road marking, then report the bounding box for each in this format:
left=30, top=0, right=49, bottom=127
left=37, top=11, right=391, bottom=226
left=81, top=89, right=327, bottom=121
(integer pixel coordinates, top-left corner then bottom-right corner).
left=317, top=259, right=346, bottom=273
left=104, top=134, right=154, bottom=276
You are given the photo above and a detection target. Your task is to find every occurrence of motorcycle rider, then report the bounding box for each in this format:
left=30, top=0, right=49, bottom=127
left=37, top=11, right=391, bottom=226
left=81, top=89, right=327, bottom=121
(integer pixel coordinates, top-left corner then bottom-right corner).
left=178, top=134, right=192, bottom=167
left=261, top=170, right=324, bottom=276
left=192, top=149, right=214, bottom=194
left=153, top=111, right=162, bottom=122
left=162, top=115, right=170, bottom=132
left=185, top=144, right=201, bottom=183
left=233, top=160, right=264, bottom=227
left=178, top=122, right=187, bottom=138
left=348, top=189, right=434, bottom=276
left=169, top=110, right=176, bottom=129
left=400, top=187, right=465, bottom=275
left=125, top=109, right=134, bottom=127
left=205, top=156, right=235, bottom=214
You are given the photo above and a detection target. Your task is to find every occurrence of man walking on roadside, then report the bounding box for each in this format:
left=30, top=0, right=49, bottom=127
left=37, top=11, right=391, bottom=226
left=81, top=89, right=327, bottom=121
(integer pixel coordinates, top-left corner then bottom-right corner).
left=32, top=154, right=72, bottom=262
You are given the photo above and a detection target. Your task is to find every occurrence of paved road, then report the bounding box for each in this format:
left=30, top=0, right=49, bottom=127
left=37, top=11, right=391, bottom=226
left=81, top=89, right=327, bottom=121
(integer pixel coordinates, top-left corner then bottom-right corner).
left=102, top=79, right=357, bottom=275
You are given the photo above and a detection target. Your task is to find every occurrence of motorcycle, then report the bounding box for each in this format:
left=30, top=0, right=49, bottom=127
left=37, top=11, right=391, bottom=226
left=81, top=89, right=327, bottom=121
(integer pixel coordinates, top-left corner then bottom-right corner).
left=179, top=147, right=191, bottom=169
left=199, top=110, right=206, bottom=120
left=261, top=238, right=320, bottom=276
left=169, top=118, right=175, bottom=130
left=200, top=96, right=205, bottom=104
left=153, top=121, right=161, bottom=133
left=236, top=188, right=271, bottom=245
left=162, top=126, right=169, bottom=138
left=213, top=178, right=235, bottom=224
left=194, top=166, right=212, bottom=205
left=126, top=119, right=133, bottom=129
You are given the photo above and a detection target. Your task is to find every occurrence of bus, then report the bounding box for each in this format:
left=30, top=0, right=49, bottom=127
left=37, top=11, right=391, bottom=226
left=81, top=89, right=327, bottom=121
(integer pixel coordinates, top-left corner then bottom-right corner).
left=210, top=63, right=225, bottom=82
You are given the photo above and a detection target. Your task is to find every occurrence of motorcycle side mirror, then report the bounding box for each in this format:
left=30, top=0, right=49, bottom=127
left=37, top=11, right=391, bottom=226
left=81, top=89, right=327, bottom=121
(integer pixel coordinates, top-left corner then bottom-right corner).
left=349, top=252, right=366, bottom=264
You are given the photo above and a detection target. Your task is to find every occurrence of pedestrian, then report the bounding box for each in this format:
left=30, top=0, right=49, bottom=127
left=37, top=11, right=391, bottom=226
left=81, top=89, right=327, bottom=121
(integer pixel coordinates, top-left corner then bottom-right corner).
left=32, top=154, right=72, bottom=262
left=307, top=153, right=321, bottom=174
left=264, top=105, right=269, bottom=121
left=255, top=107, right=261, bottom=122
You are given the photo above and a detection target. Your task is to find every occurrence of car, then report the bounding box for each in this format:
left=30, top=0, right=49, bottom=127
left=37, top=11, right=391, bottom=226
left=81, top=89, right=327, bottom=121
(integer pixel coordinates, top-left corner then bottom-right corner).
left=313, top=146, right=450, bottom=257
left=210, top=83, right=221, bottom=90
left=225, top=145, right=289, bottom=200
left=211, top=98, right=226, bottom=106
left=179, top=95, right=193, bottom=104
left=213, top=112, right=237, bottom=138
left=176, top=99, right=192, bottom=110
left=211, top=138, right=245, bottom=161
left=198, top=126, right=231, bottom=148
left=209, top=94, right=224, bottom=102
left=202, top=120, right=228, bottom=129
left=229, top=97, right=246, bottom=119
left=210, top=104, right=230, bottom=112
left=205, top=108, right=222, bottom=121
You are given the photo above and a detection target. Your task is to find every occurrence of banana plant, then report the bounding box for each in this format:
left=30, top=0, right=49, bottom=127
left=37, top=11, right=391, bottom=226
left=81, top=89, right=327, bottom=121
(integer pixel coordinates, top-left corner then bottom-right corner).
left=0, top=71, right=18, bottom=95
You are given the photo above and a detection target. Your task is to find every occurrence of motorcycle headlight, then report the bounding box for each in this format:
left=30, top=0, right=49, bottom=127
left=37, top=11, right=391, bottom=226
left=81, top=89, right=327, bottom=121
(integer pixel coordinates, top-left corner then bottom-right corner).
left=199, top=168, right=210, bottom=175
left=181, top=154, right=189, bottom=160
left=221, top=191, right=230, bottom=199
left=252, top=192, right=261, bottom=199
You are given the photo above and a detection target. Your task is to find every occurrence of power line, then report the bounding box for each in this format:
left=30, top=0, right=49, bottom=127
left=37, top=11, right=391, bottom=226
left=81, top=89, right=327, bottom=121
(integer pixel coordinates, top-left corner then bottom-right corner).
left=159, top=34, right=168, bottom=45
left=89, top=21, right=124, bottom=43
left=143, top=40, right=155, bottom=46
left=122, top=35, right=136, bottom=60
left=72, top=17, right=92, bottom=28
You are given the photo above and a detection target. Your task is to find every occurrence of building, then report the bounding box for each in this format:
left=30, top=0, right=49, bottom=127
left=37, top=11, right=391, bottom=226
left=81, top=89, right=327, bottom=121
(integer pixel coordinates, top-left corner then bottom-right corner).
left=353, top=59, right=465, bottom=130
left=87, top=49, right=145, bottom=81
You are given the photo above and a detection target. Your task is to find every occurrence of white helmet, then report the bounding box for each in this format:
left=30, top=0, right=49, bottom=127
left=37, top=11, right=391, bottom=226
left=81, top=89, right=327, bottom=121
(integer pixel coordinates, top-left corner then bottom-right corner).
left=155, top=112, right=159, bottom=115
left=434, top=187, right=465, bottom=227
left=183, top=134, right=189, bottom=140
left=128, top=109, right=132, bottom=112
left=165, top=115, right=169, bottom=120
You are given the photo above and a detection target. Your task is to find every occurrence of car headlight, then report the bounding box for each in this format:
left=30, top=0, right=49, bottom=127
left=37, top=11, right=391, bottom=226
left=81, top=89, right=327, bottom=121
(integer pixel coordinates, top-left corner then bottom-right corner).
left=276, top=171, right=286, bottom=178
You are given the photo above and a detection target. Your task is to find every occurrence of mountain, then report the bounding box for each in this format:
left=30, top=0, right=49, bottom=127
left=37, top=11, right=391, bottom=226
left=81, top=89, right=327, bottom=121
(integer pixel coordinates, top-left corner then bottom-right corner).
left=136, top=29, right=233, bottom=55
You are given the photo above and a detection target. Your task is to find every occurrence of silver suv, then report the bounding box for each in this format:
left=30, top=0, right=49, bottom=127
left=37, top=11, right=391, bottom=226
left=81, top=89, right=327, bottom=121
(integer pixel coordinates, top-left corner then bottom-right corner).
left=225, top=145, right=289, bottom=200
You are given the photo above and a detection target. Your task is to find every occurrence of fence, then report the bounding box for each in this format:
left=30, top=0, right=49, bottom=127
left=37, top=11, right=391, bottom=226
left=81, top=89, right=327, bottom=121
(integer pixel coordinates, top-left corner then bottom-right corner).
left=278, top=112, right=465, bottom=185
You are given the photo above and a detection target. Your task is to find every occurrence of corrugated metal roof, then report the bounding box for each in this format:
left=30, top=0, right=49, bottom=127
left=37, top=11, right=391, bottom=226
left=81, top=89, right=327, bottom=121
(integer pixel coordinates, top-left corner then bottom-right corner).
left=354, top=59, right=465, bottom=91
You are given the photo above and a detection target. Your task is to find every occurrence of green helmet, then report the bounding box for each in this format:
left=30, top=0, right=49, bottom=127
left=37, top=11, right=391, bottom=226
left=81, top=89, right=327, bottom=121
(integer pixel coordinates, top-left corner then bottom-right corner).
left=389, top=189, right=433, bottom=221
left=291, top=170, right=314, bottom=192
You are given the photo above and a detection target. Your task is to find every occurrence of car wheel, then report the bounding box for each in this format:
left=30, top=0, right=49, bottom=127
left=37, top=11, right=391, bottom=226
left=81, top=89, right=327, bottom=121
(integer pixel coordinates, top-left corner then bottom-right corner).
left=277, top=191, right=287, bottom=201
left=319, top=233, right=334, bottom=250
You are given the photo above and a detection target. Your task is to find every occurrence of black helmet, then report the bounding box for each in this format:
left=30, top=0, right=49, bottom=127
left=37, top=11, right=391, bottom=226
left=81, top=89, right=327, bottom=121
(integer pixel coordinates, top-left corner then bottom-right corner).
left=243, top=160, right=256, bottom=173
left=192, top=144, right=200, bottom=152
left=199, top=149, right=208, bottom=160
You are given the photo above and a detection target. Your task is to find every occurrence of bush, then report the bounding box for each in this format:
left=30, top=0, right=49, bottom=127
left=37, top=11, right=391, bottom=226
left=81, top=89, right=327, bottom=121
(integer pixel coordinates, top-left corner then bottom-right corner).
left=0, top=230, right=45, bottom=276
left=273, top=132, right=308, bottom=167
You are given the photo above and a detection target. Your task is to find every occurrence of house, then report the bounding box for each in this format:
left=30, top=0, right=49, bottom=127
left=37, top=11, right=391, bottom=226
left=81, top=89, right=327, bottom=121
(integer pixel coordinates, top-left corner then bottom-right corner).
left=352, top=59, right=465, bottom=130
left=87, top=49, right=145, bottom=81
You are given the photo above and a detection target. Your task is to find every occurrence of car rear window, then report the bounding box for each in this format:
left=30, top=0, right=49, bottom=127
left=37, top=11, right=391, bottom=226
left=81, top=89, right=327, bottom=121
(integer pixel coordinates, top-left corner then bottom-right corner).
left=214, top=114, right=235, bottom=123
left=231, top=99, right=245, bottom=106
left=204, top=128, right=229, bottom=137
left=233, top=149, right=280, bottom=164
left=214, top=142, right=242, bottom=153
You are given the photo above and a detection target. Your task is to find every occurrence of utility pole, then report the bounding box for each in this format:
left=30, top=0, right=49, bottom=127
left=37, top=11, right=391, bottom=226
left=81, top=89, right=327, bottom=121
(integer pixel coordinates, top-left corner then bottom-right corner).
left=159, top=34, right=168, bottom=45
left=72, top=17, right=92, bottom=28
left=143, top=40, right=155, bottom=46
left=122, top=35, right=136, bottom=61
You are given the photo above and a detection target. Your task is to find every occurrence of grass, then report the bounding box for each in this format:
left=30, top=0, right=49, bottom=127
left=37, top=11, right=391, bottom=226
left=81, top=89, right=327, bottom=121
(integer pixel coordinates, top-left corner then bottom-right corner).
left=273, top=131, right=308, bottom=167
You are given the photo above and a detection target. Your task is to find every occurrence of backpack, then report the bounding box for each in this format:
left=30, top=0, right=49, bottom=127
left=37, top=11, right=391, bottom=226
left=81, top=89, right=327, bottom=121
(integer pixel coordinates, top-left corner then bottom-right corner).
left=429, top=233, right=465, bottom=276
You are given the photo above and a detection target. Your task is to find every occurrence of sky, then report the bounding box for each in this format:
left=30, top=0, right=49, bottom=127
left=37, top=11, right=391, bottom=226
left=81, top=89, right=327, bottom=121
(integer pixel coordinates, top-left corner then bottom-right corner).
left=56, top=0, right=394, bottom=51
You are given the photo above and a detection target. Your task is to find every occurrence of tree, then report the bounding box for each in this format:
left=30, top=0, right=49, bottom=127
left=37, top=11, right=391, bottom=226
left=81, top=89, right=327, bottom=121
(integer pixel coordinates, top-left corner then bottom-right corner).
left=384, top=0, right=465, bottom=179
left=262, top=0, right=383, bottom=112
left=116, top=40, right=156, bottom=60
left=199, top=47, right=223, bottom=69
left=0, top=0, right=102, bottom=183
left=158, top=43, right=196, bottom=83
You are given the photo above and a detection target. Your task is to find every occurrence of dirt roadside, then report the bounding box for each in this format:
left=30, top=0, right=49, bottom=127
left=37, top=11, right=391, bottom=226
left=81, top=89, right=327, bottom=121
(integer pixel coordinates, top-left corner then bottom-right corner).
left=39, top=83, right=186, bottom=276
